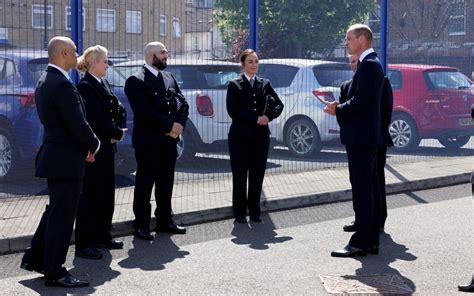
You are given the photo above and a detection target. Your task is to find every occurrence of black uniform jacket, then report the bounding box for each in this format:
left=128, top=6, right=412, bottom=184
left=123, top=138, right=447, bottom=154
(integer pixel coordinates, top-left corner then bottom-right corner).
left=124, top=66, right=189, bottom=148
left=35, top=66, right=99, bottom=178
left=77, top=72, right=125, bottom=155
left=226, top=74, right=283, bottom=139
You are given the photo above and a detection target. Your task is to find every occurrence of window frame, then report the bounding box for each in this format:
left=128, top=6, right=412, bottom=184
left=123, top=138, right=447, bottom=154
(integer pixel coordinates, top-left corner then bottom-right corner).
left=173, top=17, right=181, bottom=38
left=32, top=4, right=53, bottom=30
left=65, top=6, right=85, bottom=32
left=448, top=0, right=466, bottom=36
left=96, top=8, right=116, bottom=33
left=160, top=14, right=167, bottom=36
left=126, top=10, right=142, bottom=34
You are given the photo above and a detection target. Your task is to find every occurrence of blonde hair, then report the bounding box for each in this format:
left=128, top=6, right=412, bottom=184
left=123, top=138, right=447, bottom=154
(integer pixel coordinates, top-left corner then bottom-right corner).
left=76, top=45, right=108, bottom=72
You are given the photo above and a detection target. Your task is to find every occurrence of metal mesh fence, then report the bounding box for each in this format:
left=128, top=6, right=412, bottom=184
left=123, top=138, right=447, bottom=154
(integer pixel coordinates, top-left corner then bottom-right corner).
left=0, top=0, right=472, bottom=239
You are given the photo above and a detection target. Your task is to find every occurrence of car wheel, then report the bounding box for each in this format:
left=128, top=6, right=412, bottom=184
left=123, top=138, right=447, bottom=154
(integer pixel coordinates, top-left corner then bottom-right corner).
left=285, top=118, right=322, bottom=158
left=0, top=128, right=16, bottom=181
left=437, top=135, right=471, bottom=149
left=389, top=114, right=420, bottom=151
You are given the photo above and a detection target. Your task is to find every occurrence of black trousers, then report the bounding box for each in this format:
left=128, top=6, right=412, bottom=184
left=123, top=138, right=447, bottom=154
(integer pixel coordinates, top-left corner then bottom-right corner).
left=346, top=145, right=380, bottom=249
left=228, top=134, right=269, bottom=217
left=75, top=153, right=115, bottom=249
left=133, top=140, right=177, bottom=229
left=23, top=178, right=83, bottom=280
left=377, top=146, right=388, bottom=228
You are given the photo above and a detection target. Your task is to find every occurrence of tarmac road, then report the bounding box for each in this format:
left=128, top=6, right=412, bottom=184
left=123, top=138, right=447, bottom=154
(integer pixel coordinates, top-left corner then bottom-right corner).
left=0, top=184, right=471, bottom=295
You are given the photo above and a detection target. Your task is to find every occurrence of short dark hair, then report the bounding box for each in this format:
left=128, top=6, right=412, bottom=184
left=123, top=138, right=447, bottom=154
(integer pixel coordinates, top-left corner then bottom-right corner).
left=348, top=24, right=373, bottom=42
left=240, top=48, right=256, bottom=64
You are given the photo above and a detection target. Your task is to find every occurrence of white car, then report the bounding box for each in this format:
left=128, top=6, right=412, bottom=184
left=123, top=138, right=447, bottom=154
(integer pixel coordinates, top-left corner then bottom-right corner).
left=115, top=59, right=241, bottom=161
left=258, top=59, right=353, bottom=157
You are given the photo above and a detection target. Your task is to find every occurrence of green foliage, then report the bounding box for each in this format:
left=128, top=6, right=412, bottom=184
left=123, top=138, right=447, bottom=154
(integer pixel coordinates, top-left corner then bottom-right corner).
left=214, top=0, right=375, bottom=58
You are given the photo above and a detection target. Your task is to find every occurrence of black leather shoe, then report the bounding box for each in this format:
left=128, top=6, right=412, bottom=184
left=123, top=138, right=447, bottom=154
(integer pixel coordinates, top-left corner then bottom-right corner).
left=367, top=245, right=379, bottom=255
left=97, top=239, right=124, bottom=249
left=343, top=221, right=356, bottom=232
left=458, top=280, right=474, bottom=292
left=155, top=223, right=186, bottom=234
left=250, top=215, right=262, bottom=223
left=234, top=216, right=247, bottom=223
left=75, top=248, right=102, bottom=260
left=331, top=245, right=367, bottom=257
left=20, top=261, right=44, bottom=274
left=134, top=228, right=154, bottom=240
left=45, top=274, right=89, bottom=288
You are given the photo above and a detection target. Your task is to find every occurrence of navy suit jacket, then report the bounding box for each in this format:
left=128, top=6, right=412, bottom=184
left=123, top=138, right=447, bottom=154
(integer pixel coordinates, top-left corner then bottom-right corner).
left=124, top=66, right=189, bottom=149
left=35, top=66, right=99, bottom=178
left=226, top=74, right=283, bottom=139
left=336, top=52, right=384, bottom=146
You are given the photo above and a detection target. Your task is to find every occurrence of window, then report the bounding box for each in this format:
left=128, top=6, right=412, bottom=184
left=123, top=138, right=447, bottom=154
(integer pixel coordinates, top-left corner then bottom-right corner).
left=313, top=65, right=354, bottom=87
left=258, top=64, right=299, bottom=88
left=425, top=71, right=471, bottom=89
left=65, top=6, right=85, bottom=31
left=96, top=9, right=116, bottom=32
left=448, top=0, right=466, bottom=36
left=368, top=4, right=381, bottom=37
left=0, top=27, right=8, bottom=45
left=173, top=17, right=181, bottom=38
left=126, top=10, right=142, bottom=34
left=387, top=70, right=402, bottom=90
left=192, top=0, right=213, bottom=8
left=32, top=4, right=53, bottom=29
left=160, top=15, right=167, bottom=36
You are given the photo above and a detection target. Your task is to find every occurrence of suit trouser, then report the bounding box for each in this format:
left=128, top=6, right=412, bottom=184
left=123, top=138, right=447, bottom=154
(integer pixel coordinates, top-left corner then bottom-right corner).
left=346, top=145, right=380, bottom=249
left=377, top=146, right=388, bottom=228
left=228, top=134, right=269, bottom=217
left=133, top=140, right=177, bottom=229
left=75, top=153, right=115, bottom=249
left=23, top=178, right=83, bottom=280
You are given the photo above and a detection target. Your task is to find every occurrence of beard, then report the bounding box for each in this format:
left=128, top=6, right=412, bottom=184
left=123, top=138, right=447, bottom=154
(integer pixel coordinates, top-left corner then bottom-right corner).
left=152, top=54, right=167, bottom=70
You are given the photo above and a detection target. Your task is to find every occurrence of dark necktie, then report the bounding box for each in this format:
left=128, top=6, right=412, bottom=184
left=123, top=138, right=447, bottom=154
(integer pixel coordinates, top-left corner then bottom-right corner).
left=157, top=71, right=165, bottom=89
left=249, top=78, right=254, bottom=87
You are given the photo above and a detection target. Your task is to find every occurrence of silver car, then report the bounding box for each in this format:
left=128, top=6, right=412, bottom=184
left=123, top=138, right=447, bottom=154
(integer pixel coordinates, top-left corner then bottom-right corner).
left=115, top=59, right=241, bottom=161
left=258, top=59, right=353, bottom=157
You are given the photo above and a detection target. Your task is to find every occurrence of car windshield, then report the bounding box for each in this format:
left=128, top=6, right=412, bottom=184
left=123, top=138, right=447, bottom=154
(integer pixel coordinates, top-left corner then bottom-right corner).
left=425, top=71, right=472, bottom=89
left=312, top=65, right=353, bottom=87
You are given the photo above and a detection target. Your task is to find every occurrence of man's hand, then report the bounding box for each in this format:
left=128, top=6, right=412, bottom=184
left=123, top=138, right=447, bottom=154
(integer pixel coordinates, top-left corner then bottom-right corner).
left=257, top=115, right=270, bottom=125
left=171, top=122, right=184, bottom=135
left=85, top=151, right=95, bottom=163
left=165, top=131, right=179, bottom=139
left=323, top=101, right=340, bottom=116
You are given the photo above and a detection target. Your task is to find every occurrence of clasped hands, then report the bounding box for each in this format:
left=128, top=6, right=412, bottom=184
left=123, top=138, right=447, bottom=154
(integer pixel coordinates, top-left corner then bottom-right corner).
left=166, top=122, right=184, bottom=139
left=323, top=101, right=339, bottom=116
left=257, top=115, right=270, bottom=126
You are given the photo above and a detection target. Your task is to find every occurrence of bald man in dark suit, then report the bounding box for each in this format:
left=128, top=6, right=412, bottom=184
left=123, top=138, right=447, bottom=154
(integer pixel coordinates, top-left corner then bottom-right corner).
left=20, top=36, right=100, bottom=287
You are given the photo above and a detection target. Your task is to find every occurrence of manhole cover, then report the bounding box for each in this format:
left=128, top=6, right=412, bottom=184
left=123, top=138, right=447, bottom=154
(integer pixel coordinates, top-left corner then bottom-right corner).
left=320, top=274, right=414, bottom=294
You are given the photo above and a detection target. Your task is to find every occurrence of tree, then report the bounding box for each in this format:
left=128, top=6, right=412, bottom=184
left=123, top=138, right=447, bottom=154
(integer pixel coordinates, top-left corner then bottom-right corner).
left=214, top=0, right=375, bottom=59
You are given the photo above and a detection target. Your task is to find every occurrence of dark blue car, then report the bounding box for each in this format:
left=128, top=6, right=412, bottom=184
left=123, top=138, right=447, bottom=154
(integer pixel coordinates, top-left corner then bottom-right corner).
left=0, top=49, right=133, bottom=181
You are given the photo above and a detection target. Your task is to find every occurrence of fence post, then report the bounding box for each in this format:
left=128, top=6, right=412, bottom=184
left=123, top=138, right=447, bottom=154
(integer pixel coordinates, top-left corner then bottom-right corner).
left=380, top=0, right=388, bottom=73
left=248, top=0, right=258, bottom=51
left=70, top=0, right=82, bottom=82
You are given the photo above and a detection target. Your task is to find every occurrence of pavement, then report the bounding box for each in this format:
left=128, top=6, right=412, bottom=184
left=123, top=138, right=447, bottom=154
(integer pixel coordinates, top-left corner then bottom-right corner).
left=0, top=155, right=472, bottom=254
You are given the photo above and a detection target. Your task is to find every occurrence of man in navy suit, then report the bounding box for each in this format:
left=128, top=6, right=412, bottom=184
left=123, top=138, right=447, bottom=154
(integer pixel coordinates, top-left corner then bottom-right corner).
left=324, top=24, right=384, bottom=257
left=20, top=36, right=100, bottom=287
left=125, top=42, right=189, bottom=240
left=342, top=55, right=393, bottom=233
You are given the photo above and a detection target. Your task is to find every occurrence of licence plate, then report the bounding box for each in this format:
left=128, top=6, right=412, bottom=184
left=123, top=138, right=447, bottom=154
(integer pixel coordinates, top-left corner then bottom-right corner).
left=459, top=117, right=474, bottom=126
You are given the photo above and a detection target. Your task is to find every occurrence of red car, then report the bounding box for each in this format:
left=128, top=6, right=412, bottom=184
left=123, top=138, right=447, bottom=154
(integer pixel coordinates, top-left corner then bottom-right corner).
left=387, top=64, right=474, bottom=150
